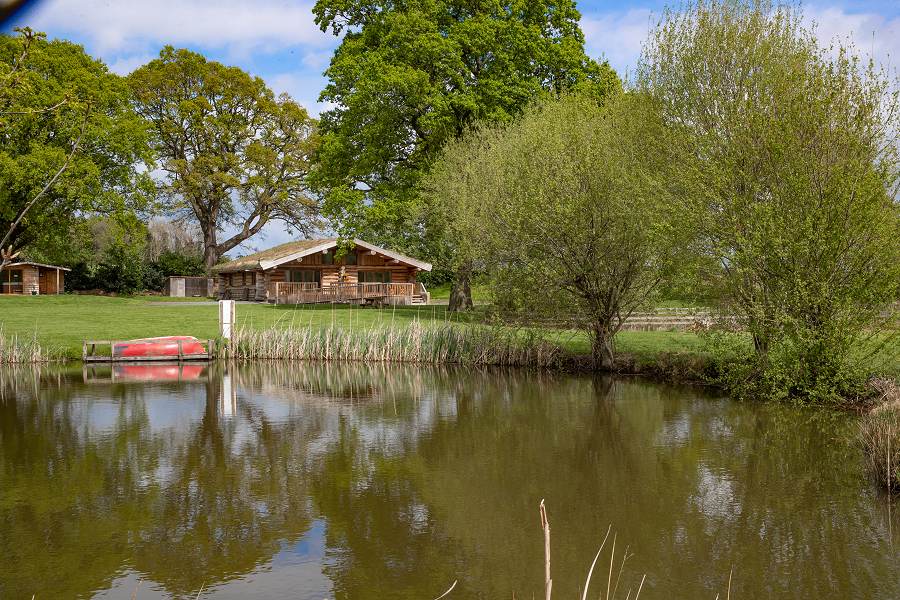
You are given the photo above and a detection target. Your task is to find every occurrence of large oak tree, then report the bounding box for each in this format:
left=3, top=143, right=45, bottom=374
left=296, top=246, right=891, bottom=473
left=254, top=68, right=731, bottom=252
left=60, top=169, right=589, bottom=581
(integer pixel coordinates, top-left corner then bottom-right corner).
left=310, top=0, right=620, bottom=308
left=129, top=48, right=319, bottom=271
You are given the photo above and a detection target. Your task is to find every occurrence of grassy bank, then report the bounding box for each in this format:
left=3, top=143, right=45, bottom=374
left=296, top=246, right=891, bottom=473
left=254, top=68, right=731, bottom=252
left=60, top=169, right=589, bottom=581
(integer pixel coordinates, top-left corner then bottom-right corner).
left=0, top=295, right=710, bottom=364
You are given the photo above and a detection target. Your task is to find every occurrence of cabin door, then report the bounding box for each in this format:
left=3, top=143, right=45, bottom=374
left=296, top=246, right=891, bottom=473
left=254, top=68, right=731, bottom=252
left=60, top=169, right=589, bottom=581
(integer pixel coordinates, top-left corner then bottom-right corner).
left=38, top=269, right=51, bottom=294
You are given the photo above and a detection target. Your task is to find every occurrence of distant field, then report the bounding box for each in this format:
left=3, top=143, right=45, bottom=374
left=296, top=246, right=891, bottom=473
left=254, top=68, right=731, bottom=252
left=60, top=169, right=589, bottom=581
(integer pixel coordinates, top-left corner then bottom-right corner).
left=425, top=283, right=491, bottom=302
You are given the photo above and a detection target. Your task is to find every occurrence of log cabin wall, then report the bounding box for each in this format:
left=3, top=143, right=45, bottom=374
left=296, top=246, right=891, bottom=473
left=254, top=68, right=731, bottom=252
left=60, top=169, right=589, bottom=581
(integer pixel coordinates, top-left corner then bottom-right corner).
left=22, top=266, right=39, bottom=295
left=216, top=248, right=422, bottom=302
left=271, top=252, right=418, bottom=287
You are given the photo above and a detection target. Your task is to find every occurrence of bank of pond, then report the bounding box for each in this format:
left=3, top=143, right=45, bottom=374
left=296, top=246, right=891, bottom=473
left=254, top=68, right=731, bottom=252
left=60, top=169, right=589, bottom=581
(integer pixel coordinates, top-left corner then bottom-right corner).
left=0, top=362, right=899, bottom=599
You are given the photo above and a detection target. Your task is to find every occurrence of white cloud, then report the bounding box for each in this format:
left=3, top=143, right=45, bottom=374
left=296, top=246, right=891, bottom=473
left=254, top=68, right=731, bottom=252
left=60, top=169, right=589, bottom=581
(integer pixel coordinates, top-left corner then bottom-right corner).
left=805, top=4, right=900, bottom=72
left=301, top=49, right=334, bottom=70
left=268, top=72, right=336, bottom=116
left=19, top=0, right=334, bottom=54
left=580, top=8, right=655, bottom=80
left=105, top=53, right=155, bottom=75
left=580, top=4, right=900, bottom=82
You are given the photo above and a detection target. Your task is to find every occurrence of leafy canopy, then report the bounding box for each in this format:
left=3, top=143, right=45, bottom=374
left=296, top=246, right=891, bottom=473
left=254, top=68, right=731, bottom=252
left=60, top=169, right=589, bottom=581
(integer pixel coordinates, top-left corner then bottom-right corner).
left=0, top=33, right=152, bottom=261
left=425, top=93, right=697, bottom=367
left=639, top=0, right=900, bottom=400
left=311, top=0, right=620, bottom=254
left=129, top=47, right=319, bottom=270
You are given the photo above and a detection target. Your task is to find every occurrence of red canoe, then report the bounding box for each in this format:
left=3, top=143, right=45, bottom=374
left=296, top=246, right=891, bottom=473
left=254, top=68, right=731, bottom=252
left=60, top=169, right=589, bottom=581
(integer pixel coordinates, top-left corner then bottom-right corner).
left=112, top=336, right=206, bottom=358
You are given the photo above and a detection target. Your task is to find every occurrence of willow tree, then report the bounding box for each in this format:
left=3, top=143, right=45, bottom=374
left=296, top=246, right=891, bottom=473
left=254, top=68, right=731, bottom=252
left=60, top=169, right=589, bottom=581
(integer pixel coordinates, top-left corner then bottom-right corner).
left=424, top=94, right=695, bottom=369
left=129, top=48, right=319, bottom=271
left=638, top=0, right=900, bottom=400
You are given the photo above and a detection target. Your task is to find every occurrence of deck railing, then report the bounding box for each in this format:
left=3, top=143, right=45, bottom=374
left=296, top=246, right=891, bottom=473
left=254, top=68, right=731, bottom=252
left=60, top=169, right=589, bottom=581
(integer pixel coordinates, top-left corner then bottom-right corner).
left=274, top=282, right=415, bottom=305
left=0, top=283, right=23, bottom=294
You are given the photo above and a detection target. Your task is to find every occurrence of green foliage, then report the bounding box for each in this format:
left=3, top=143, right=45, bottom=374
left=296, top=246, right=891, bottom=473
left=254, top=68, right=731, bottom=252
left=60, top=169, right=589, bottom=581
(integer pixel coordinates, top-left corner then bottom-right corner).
left=95, top=242, right=145, bottom=295
left=0, top=32, right=152, bottom=258
left=129, top=47, right=319, bottom=270
left=142, top=250, right=207, bottom=291
left=639, top=0, right=900, bottom=401
left=310, top=0, right=621, bottom=261
left=424, top=93, right=697, bottom=368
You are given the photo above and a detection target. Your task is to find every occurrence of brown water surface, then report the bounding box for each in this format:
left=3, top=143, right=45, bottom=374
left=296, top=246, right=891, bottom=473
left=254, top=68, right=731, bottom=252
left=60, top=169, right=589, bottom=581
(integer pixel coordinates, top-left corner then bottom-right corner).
left=0, top=363, right=896, bottom=599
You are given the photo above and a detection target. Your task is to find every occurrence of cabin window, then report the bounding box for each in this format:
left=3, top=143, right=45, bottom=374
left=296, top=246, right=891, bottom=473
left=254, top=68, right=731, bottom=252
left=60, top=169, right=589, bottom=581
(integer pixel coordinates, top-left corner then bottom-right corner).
left=2, top=269, right=22, bottom=284
left=1, top=269, right=22, bottom=293
left=359, top=271, right=392, bottom=283
left=344, top=251, right=357, bottom=265
left=288, top=269, right=320, bottom=285
left=246, top=272, right=255, bottom=285
left=322, top=251, right=334, bottom=265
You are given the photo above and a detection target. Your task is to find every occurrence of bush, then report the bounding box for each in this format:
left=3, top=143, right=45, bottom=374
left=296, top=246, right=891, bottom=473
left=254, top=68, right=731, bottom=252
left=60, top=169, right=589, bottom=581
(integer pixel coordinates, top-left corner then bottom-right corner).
left=95, top=243, right=145, bottom=295
left=699, top=328, right=869, bottom=403
left=143, top=250, right=206, bottom=292
left=65, top=262, right=99, bottom=291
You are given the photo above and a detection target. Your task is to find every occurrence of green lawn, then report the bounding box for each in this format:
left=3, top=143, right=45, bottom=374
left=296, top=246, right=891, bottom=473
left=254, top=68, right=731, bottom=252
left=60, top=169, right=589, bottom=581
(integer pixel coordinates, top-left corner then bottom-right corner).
left=0, top=295, right=482, bottom=358
left=3, top=295, right=895, bottom=375
left=426, top=282, right=491, bottom=302
left=0, top=294, right=705, bottom=361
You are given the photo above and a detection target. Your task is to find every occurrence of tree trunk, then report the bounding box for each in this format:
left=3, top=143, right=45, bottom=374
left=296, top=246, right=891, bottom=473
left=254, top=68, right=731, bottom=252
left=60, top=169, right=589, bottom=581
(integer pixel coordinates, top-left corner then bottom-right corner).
left=448, top=261, right=474, bottom=312
left=202, top=228, right=219, bottom=274
left=590, top=321, right=616, bottom=371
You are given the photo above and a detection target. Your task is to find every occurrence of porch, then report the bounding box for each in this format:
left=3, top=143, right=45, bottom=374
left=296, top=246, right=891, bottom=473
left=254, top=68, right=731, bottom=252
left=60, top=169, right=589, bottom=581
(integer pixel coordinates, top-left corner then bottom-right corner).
left=270, top=282, right=420, bottom=305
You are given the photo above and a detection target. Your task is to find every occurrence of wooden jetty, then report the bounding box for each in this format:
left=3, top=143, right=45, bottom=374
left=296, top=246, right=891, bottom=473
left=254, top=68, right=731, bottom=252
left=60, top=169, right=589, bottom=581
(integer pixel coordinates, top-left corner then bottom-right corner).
left=82, top=339, right=216, bottom=363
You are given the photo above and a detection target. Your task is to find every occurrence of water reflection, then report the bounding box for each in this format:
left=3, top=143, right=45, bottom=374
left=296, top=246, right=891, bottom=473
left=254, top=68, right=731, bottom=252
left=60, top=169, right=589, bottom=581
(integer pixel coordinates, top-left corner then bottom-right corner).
left=0, top=364, right=898, bottom=599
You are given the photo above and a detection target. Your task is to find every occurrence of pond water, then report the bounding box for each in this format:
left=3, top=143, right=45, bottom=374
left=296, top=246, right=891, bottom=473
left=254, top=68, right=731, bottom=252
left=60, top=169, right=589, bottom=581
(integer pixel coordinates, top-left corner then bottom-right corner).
left=0, top=363, right=897, bottom=599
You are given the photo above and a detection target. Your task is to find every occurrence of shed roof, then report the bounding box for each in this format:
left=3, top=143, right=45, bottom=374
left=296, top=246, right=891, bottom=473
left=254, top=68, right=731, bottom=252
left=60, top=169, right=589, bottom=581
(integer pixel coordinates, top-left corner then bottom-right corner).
left=212, top=238, right=432, bottom=273
left=7, top=261, right=71, bottom=271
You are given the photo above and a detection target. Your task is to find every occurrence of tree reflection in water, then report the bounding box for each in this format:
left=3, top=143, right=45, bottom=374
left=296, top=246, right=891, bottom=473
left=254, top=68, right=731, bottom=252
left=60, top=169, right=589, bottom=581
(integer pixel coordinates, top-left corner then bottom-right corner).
left=0, top=363, right=898, bottom=599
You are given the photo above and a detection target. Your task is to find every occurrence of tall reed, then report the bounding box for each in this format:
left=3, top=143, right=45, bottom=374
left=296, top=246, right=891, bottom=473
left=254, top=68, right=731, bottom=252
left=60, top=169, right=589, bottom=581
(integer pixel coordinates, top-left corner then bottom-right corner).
left=228, top=321, right=561, bottom=368
left=860, top=378, right=900, bottom=491
left=0, top=328, right=62, bottom=364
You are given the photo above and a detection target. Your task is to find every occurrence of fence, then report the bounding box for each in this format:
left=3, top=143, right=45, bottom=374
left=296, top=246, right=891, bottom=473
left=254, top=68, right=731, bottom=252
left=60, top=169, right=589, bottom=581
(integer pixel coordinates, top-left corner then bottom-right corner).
left=274, top=282, right=415, bottom=305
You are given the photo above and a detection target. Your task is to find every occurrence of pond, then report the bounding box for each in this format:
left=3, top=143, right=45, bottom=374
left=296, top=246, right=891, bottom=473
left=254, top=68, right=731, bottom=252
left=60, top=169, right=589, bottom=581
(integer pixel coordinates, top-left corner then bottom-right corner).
left=0, top=363, right=897, bottom=599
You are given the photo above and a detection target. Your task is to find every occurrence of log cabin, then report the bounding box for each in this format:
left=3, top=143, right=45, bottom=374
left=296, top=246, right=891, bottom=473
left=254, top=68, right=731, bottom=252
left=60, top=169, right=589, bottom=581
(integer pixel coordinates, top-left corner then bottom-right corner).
left=0, top=262, right=69, bottom=295
left=211, top=238, right=432, bottom=305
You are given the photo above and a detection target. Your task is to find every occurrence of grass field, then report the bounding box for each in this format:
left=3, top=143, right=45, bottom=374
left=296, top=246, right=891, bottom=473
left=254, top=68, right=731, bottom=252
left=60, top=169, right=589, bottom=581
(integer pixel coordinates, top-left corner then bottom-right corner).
left=0, top=294, right=705, bottom=361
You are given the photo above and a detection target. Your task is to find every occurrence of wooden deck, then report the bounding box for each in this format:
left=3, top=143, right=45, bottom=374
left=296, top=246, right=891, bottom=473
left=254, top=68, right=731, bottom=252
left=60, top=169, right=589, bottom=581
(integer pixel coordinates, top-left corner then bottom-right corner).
left=273, top=282, right=416, bottom=305
left=82, top=339, right=215, bottom=363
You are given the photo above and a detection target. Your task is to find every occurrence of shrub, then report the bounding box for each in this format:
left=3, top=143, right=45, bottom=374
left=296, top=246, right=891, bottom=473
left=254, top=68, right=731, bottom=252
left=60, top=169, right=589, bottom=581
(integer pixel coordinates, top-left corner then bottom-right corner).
left=95, top=243, right=145, bottom=295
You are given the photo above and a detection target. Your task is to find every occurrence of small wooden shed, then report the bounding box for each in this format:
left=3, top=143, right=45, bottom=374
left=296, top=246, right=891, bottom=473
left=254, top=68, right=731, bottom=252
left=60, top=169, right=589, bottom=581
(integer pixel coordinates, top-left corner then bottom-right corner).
left=0, top=262, right=69, bottom=295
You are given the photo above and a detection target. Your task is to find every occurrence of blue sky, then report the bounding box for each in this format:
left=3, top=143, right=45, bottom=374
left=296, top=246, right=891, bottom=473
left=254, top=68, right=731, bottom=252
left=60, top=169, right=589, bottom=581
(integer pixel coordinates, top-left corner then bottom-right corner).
left=6, top=0, right=900, bottom=252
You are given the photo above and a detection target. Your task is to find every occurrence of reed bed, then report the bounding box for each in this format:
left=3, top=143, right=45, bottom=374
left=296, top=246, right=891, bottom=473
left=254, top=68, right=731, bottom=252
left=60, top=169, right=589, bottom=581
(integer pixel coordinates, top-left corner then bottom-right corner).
left=860, top=378, right=900, bottom=491
left=0, top=328, right=63, bottom=364
left=228, top=321, right=561, bottom=368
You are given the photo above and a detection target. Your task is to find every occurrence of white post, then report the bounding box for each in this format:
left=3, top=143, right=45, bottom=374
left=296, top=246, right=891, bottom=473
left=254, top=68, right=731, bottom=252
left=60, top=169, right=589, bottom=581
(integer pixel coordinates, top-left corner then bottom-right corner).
left=221, top=372, right=236, bottom=417
left=219, top=299, right=235, bottom=340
